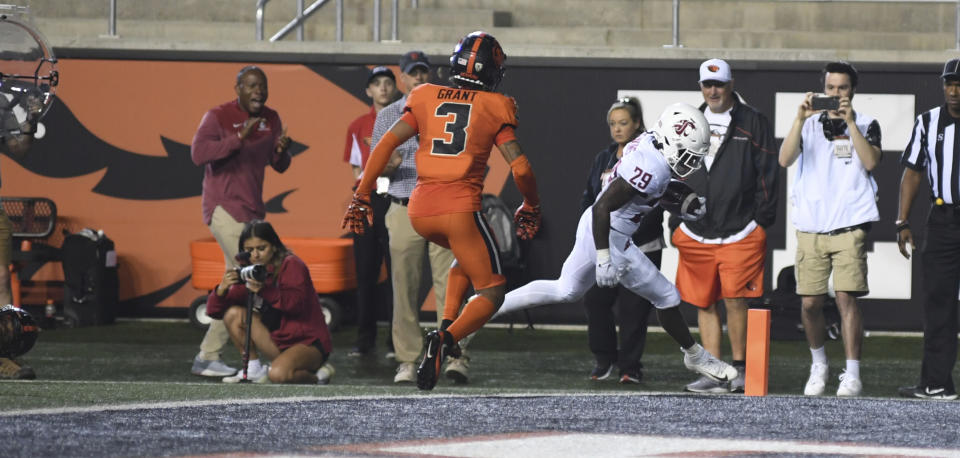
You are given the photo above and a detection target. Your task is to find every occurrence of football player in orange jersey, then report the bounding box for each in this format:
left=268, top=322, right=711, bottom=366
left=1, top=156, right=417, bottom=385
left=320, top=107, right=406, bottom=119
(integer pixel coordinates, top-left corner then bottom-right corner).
left=343, top=31, right=541, bottom=390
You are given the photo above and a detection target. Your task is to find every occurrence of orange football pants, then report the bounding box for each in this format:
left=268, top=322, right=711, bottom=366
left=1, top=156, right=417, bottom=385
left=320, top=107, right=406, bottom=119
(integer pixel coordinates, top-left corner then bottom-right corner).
left=409, top=211, right=506, bottom=292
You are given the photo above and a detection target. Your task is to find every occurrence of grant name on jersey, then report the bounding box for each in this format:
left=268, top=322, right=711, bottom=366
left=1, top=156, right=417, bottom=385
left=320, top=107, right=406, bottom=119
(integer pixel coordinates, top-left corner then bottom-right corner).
left=436, top=88, right=478, bottom=102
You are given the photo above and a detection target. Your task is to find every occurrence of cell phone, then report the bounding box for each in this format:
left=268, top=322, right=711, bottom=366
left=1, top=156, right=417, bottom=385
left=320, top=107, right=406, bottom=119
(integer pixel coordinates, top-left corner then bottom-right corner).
left=811, top=96, right=840, bottom=111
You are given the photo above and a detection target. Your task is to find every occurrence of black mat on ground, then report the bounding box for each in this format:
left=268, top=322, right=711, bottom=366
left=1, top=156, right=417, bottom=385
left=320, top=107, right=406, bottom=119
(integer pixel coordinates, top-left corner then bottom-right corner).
left=5, top=394, right=959, bottom=457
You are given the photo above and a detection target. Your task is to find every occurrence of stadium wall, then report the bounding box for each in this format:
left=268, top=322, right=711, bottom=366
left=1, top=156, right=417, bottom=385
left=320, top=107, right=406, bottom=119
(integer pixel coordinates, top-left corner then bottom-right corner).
left=5, top=48, right=944, bottom=330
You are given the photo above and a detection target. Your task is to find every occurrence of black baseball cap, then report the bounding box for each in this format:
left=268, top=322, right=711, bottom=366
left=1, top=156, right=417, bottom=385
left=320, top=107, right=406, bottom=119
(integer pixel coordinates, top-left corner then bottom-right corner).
left=367, top=66, right=395, bottom=85
left=400, top=50, right=430, bottom=74
left=942, top=58, right=960, bottom=80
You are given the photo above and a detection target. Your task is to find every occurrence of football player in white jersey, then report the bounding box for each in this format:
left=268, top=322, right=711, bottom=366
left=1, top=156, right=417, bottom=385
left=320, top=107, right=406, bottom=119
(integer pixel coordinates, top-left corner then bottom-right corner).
left=495, top=103, right=738, bottom=384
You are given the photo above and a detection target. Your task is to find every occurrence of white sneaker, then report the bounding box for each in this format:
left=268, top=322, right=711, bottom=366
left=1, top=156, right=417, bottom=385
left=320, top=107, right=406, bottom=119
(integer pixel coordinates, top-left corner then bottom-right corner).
left=728, top=368, right=746, bottom=393
left=836, top=371, right=862, bottom=397
left=316, top=363, right=335, bottom=385
left=684, top=375, right=730, bottom=393
left=804, top=362, right=829, bottom=396
left=191, top=354, right=238, bottom=377
left=222, top=363, right=269, bottom=384
left=682, top=344, right=738, bottom=383
left=444, top=356, right=470, bottom=383
left=394, top=362, right=416, bottom=383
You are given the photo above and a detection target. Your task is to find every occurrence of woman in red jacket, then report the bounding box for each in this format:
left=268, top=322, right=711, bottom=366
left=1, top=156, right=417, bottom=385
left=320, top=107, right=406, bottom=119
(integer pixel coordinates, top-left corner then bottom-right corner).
left=206, top=220, right=333, bottom=384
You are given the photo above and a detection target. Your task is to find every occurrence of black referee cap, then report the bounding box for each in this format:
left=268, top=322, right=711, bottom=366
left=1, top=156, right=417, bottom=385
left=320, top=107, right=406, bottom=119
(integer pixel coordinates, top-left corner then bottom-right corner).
left=942, top=58, right=960, bottom=80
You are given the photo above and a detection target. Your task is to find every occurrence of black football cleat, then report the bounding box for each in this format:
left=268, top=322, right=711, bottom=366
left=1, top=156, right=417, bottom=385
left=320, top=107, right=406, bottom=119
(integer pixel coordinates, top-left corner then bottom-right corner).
left=898, top=385, right=958, bottom=400
left=417, top=330, right=447, bottom=390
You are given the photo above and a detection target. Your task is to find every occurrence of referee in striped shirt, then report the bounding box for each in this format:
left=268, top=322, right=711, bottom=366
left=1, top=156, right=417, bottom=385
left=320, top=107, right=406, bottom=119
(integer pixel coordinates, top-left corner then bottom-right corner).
left=895, top=57, right=960, bottom=400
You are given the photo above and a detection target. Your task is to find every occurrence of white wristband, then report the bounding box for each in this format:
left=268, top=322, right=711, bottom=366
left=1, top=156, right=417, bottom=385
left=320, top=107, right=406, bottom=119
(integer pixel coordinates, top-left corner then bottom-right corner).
left=596, top=248, right=610, bottom=264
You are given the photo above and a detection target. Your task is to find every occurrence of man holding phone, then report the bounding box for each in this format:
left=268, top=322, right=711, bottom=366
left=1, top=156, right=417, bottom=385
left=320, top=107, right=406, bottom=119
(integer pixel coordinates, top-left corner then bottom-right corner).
left=779, top=61, right=881, bottom=397
left=811, top=95, right=840, bottom=111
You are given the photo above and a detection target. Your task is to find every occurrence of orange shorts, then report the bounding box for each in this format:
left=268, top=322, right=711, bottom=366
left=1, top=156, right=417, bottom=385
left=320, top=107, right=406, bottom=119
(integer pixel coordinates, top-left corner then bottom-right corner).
left=672, top=226, right=766, bottom=308
left=410, top=211, right=505, bottom=291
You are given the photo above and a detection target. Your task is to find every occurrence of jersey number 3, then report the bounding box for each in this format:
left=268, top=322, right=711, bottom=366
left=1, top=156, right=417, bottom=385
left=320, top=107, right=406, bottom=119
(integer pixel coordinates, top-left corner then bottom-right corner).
left=431, top=102, right=471, bottom=156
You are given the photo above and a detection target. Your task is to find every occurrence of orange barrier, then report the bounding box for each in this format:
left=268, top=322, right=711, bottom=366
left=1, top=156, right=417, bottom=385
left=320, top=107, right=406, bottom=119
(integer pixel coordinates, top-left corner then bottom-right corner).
left=745, top=308, right=771, bottom=396
left=189, top=237, right=361, bottom=294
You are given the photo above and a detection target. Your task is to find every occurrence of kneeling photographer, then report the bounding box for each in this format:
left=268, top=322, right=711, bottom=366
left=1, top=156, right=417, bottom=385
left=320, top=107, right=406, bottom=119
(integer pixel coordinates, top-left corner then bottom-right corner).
left=206, top=220, right=334, bottom=384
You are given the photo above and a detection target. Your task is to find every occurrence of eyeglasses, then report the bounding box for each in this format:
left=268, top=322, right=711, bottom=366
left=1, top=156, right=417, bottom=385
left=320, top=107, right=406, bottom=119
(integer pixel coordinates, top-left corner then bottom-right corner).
left=700, top=80, right=727, bottom=88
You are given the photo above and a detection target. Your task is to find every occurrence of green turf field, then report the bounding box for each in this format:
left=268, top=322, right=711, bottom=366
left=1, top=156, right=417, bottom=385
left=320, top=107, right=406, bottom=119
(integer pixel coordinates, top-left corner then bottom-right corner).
left=0, top=319, right=937, bottom=412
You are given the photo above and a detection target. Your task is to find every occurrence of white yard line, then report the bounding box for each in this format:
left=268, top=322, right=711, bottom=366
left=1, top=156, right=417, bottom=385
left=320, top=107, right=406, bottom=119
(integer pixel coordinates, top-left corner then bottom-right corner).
left=0, top=389, right=695, bottom=417
left=375, top=433, right=960, bottom=458
left=114, top=317, right=926, bottom=337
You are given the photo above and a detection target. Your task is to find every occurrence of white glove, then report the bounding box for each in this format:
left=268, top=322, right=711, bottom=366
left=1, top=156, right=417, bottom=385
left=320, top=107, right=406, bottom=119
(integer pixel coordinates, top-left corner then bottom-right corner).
left=679, top=196, right=707, bottom=222
left=595, top=249, right=620, bottom=288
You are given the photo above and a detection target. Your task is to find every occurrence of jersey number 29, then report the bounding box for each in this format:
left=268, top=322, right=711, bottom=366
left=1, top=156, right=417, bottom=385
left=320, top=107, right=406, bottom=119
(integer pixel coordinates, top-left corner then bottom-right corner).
left=629, top=166, right=652, bottom=190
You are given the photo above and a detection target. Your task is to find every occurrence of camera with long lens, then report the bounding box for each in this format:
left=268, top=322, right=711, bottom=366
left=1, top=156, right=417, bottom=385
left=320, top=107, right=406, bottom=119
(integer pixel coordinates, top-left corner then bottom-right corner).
left=237, top=264, right=267, bottom=283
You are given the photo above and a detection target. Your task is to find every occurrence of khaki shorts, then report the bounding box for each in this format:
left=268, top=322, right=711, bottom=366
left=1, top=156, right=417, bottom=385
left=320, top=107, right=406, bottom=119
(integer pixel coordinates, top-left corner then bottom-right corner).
left=795, top=228, right=868, bottom=296
left=0, top=207, right=11, bottom=267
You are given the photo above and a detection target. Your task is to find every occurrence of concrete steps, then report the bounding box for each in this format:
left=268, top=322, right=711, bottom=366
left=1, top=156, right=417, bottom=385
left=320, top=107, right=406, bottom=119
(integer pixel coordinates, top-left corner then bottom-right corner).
left=7, top=0, right=960, bottom=52
left=608, top=28, right=956, bottom=52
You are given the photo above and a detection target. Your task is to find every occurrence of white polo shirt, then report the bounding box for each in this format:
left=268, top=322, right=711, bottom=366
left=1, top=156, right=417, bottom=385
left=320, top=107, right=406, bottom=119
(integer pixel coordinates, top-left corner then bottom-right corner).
left=790, top=112, right=881, bottom=233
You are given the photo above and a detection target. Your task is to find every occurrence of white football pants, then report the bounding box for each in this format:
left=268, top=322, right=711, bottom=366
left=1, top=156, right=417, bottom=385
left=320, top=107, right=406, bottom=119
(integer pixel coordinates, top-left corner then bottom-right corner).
left=496, top=207, right=680, bottom=317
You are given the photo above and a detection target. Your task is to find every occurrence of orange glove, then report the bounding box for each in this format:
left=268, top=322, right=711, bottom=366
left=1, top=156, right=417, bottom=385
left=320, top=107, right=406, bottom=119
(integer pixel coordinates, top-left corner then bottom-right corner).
left=341, top=192, right=373, bottom=235
left=514, top=201, right=541, bottom=240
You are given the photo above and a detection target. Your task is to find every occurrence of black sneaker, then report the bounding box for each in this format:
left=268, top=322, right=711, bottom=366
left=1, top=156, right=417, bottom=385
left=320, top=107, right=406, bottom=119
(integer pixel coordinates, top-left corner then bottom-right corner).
left=618, top=369, right=642, bottom=384
left=898, top=385, right=958, bottom=400
left=589, top=362, right=614, bottom=380
left=416, top=330, right=448, bottom=390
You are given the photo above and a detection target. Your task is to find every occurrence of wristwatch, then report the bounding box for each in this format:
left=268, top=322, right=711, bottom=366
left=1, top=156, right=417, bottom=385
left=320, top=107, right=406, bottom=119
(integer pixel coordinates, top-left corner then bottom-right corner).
left=895, top=219, right=909, bottom=232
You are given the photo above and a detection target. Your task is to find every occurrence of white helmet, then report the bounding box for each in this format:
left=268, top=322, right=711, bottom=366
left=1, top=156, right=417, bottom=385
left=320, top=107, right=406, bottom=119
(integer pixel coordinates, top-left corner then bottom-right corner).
left=652, top=103, right=710, bottom=178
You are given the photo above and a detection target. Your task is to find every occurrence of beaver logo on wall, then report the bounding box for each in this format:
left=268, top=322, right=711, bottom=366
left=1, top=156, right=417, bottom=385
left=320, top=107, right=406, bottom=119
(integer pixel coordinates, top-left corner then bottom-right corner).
left=4, top=97, right=308, bottom=201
